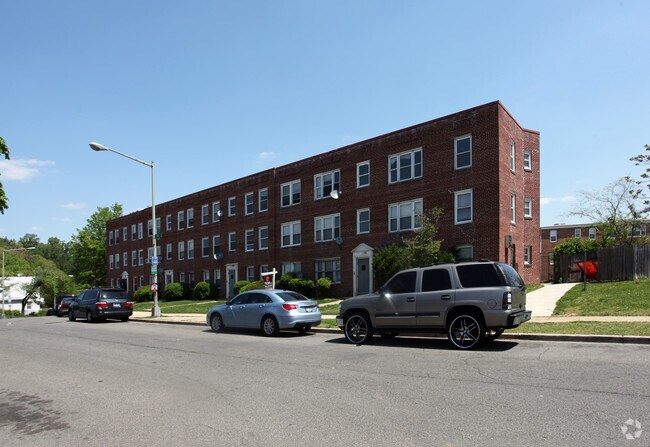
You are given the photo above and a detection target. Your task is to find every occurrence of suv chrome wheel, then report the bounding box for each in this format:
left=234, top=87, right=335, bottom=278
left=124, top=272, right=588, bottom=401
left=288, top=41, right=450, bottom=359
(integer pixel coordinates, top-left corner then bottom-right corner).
left=448, top=314, right=485, bottom=349
left=344, top=314, right=373, bottom=345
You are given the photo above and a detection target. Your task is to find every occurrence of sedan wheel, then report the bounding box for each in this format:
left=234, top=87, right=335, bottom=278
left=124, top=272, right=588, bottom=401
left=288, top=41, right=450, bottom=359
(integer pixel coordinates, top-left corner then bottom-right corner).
left=448, top=314, right=485, bottom=349
left=68, top=310, right=76, bottom=321
left=210, top=314, right=224, bottom=333
left=261, top=316, right=279, bottom=337
left=344, top=313, right=373, bottom=345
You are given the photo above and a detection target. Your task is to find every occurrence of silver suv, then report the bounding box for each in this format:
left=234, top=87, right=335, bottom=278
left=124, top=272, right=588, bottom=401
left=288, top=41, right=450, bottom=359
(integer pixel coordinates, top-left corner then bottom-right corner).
left=336, top=261, right=531, bottom=349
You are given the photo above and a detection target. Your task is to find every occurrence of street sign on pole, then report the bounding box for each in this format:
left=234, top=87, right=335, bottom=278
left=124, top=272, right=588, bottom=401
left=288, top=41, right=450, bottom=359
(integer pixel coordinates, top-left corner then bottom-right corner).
left=151, top=283, right=158, bottom=293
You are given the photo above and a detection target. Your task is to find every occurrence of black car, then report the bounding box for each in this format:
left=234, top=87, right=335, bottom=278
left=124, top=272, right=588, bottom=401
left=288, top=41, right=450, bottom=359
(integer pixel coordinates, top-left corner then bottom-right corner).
left=68, top=288, right=133, bottom=323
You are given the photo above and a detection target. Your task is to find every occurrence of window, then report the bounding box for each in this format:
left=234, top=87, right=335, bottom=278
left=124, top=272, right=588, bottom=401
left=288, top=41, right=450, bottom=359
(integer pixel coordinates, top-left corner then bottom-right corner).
left=212, top=202, right=222, bottom=222
left=314, top=170, right=340, bottom=200
left=281, top=221, right=301, bottom=247
left=315, top=259, right=341, bottom=283
left=132, top=224, right=137, bottom=241
left=259, top=227, right=269, bottom=250
left=245, top=229, right=254, bottom=252
left=138, top=222, right=144, bottom=239
left=156, top=217, right=161, bottom=236
left=123, top=227, right=128, bottom=242
left=202, top=237, right=210, bottom=257
left=202, top=205, right=209, bottom=225
left=213, top=235, right=221, bottom=256
left=179, top=272, right=185, bottom=283
left=115, top=253, right=120, bottom=270
left=178, top=211, right=185, bottom=230
left=315, top=214, right=341, bottom=242
left=282, top=262, right=301, bottom=275
left=524, top=198, right=532, bottom=218
left=510, top=140, right=516, bottom=172
left=227, top=197, right=236, bottom=216
left=455, top=190, right=473, bottom=224
left=454, top=135, right=472, bottom=169
left=259, top=188, right=268, bottom=212
left=510, top=193, right=516, bottom=224
left=147, top=219, right=153, bottom=237
left=589, top=227, right=597, bottom=240
left=138, top=249, right=144, bottom=266
left=357, top=209, right=370, bottom=234
left=203, top=270, right=210, bottom=282
left=188, top=272, right=195, bottom=289
left=187, top=208, right=194, bottom=228
left=389, top=148, right=422, bottom=183
left=246, top=266, right=255, bottom=282
left=632, top=226, right=647, bottom=237
left=550, top=230, right=557, bottom=243
left=422, top=269, right=452, bottom=292
left=109, top=254, right=114, bottom=270
left=389, top=199, right=423, bottom=232
left=114, top=229, right=120, bottom=244
left=523, top=246, right=532, bottom=265
left=166, top=215, right=172, bottom=231
left=178, top=242, right=185, bottom=260
left=384, top=271, right=417, bottom=294
left=109, top=231, right=114, bottom=246
left=357, top=161, right=370, bottom=188
left=524, top=151, right=532, bottom=171
left=281, top=180, right=301, bottom=207
left=456, top=245, right=474, bottom=262
left=132, top=251, right=137, bottom=267
left=214, top=269, right=221, bottom=289
left=166, top=243, right=172, bottom=260
left=123, top=252, right=127, bottom=269
left=228, top=232, right=236, bottom=252
left=147, top=247, right=153, bottom=264
left=245, top=192, right=254, bottom=215
left=574, top=228, right=582, bottom=238
left=187, top=239, right=194, bottom=259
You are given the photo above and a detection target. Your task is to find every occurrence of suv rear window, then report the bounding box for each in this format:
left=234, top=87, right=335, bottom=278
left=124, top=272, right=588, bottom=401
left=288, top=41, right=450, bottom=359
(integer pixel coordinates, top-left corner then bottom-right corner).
left=456, top=264, right=503, bottom=288
left=101, top=290, right=130, bottom=300
left=497, top=263, right=525, bottom=288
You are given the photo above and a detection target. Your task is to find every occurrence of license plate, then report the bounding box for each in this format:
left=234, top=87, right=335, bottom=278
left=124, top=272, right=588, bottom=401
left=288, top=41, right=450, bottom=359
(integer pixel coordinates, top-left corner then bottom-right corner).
left=305, top=307, right=314, bottom=313
left=113, top=303, right=121, bottom=308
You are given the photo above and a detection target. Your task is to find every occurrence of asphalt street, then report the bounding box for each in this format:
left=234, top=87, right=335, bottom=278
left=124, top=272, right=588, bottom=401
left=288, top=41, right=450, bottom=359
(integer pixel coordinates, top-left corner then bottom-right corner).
left=0, top=318, right=648, bottom=447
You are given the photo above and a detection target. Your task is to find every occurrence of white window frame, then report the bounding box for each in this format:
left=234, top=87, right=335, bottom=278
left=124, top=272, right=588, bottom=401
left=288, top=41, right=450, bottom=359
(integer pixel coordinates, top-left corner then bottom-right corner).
left=510, top=140, right=516, bottom=173
left=510, top=193, right=516, bottom=224
left=132, top=224, right=137, bottom=241
left=202, top=237, right=210, bottom=257
left=315, top=258, right=341, bottom=283
left=523, top=151, right=532, bottom=171
left=389, top=148, right=422, bottom=184
left=123, top=227, right=128, bottom=242
left=574, top=228, right=582, bottom=238
left=177, top=211, right=185, bottom=230
left=166, top=215, right=172, bottom=231
left=454, top=134, right=472, bottom=170
left=524, top=198, right=532, bottom=219
left=212, top=201, right=222, bottom=222
left=187, top=239, right=194, bottom=259
left=138, top=249, right=144, bottom=266
left=389, top=199, right=423, bottom=232
left=523, top=246, right=532, bottom=265
left=147, top=219, right=153, bottom=237
left=589, top=227, right=597, bottom=240
left=203, top=270, right=210, bottom=282
left=228, top=232, right=236, bottom=252
left=166, top=243, right=172, bottom=260
left=246, top=266, right=255, bottom=282
left=228, top=197, right=236, bottom=216
left=202, top=204, right=209, bottom=225
left=315, top=214, right=341, bottom=243
left=245, top=192, right=254, bottom=216
left=213, top=235, right=221, bottom=256
left=187, top=208, right=194, bottom=228
left=138, top=222, right=144, bottom=239
left=132, top=250, right=137, bottom=267
left=455, top=190, right=473, bottom=225
left=282, top=262, right=301, bottom=275
left=281, top=180, right=301, bottom=207
left=357, top=208, right=370, bottom=234
left=109, top=254, right=114, bottom=270
left=357, top=161, right=370, bottom=188
left=550, top=230, right=557, bottom=243
left=178, top=241, right=185, bottom=261
left=259, top=188, right=268, bottom=212
left=245, top=229, right=254, bottom=252
left=281, top=221, right=301, bottom=247
left=259, top=226, right=269, bottom=250
left=456, top=245, right=474, bottom=262
left=314, top=170, right=340, bottom=200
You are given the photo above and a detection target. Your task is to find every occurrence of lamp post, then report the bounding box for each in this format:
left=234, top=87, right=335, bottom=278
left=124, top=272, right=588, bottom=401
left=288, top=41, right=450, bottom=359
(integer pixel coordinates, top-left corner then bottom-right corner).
left=89, top=142, right=161, bottom=317
left=1, top=247, right=36, bottom=319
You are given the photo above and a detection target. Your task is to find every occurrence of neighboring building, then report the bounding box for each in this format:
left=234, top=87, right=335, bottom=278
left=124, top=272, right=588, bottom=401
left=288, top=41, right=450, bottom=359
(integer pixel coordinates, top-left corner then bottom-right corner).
left=106, top=101, right=540, bottom=298
left=0, top=276, right=43, bottom=315
left=540, top=222, right=650, bottom=281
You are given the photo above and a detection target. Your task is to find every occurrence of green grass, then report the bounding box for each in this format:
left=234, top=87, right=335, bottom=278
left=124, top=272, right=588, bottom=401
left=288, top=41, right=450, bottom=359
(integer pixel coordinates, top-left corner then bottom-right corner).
left=507, top=322, right=650, bottom=336
left=526, top=283, right=543, bottom=293
left=134, top=298, right=339, bottom=314
left=553, top=280, right=650, bottom=316
left=319, top=319, right=339, bottom=329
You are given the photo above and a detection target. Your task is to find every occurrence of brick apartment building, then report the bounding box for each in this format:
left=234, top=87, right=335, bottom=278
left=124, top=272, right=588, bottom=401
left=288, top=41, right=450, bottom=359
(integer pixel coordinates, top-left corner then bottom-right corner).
left=105, top=101, right=540, bottom=298
left=540, top=222, right=649, bottom=281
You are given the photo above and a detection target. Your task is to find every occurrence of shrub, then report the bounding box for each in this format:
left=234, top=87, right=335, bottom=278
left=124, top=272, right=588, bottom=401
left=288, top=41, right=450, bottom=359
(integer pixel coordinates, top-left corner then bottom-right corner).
left=373, top=243, right=406, bottom=288
left=164, top=282, right=185, bottom=301
left=233, top=280, right=250, bottom=294
left=132, top=286, right=153, bottom=303
left=277, top=273, right=296, bottom=290
left=316, top=277, right=332, bottom=297
left=240, top=280, right=265, bottom=292
left=193, top=282, right=212, bottom=300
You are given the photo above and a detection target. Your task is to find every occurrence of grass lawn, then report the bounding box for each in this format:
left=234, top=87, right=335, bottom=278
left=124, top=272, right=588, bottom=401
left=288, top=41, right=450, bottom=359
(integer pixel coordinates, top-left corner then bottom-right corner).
left=526, top=283, right=543, bottom=293
left=507, top=322, right=650, bottom=336
left=134, top=298, right=339, bottom=314
left=553, top=279, right=650, bottom=316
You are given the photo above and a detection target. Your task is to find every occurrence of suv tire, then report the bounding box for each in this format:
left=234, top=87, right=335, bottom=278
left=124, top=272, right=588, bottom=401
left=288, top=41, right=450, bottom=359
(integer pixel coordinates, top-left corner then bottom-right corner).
left=344, top=313, right=373, bottom=345
left=447, top=313, right=485, bottom=350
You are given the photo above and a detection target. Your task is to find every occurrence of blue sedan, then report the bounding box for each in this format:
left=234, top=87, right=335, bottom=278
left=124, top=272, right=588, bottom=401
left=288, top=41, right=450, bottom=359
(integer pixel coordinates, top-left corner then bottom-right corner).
left=207, top=289, right=321, bottom=336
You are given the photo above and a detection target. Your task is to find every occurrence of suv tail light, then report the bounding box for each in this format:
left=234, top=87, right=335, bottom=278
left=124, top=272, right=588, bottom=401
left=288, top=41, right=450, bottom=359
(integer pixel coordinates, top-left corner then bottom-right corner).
left=125, top=302, right=133, bottom=308
left=282, top=304, right=298, bottom=311
left=96, top=301, right=109, bottom=309
left=502, top=292, right=512, bottom=310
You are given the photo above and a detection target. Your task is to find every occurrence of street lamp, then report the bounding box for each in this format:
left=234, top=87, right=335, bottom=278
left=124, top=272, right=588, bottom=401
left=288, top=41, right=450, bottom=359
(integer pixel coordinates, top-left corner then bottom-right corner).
left=1, top=247, right=36, bottom=319
left=89, top=142, right=161, bottom=318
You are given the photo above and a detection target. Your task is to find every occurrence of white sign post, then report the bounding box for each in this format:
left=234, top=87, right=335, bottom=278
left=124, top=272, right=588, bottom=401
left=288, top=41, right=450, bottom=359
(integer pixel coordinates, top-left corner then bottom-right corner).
left=261, top=269, right=278, bottom=290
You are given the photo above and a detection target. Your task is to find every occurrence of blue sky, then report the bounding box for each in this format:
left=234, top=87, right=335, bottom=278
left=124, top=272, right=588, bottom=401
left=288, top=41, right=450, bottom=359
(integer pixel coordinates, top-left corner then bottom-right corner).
left=1, top=0, right=648, bottom=242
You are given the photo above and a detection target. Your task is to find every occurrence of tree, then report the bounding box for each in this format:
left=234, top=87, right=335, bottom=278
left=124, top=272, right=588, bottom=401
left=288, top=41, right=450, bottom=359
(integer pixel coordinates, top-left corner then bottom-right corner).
left=568, top=177, right=648, bottom=246
left=70, top=203, right=122, bottom=287
left=0, top=136, right=9, bottom=214
left=19, top=233, right=41, bottom=249
left=38, top=237, right=73, bottom=274
left=553, top=238, right=599, bottom=255
left=630, top=144, right=650, bottom=213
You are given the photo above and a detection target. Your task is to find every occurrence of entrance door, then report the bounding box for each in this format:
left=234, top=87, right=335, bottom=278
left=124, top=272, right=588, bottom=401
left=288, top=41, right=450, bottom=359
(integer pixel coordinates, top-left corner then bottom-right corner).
left=226, top=264, right=238, bottom=298
left=356, top=258, right=370, bottom=295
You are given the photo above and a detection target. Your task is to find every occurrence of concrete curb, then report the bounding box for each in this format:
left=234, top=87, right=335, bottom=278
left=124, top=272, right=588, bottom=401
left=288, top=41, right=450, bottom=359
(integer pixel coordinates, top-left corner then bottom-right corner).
left=130, top=317, right=650, bottom=345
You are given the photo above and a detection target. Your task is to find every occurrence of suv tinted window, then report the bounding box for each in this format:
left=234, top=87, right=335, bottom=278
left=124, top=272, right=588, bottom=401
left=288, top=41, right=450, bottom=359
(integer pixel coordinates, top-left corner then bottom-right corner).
left=384, top=271, right=417, bottom=294
left=101, top=290, right=129, bottom=300
left=422, top=269, right=452, bottom=292
left=456, top=264, right=503, bottom=288
left=497, top=263, right=525, bottom=288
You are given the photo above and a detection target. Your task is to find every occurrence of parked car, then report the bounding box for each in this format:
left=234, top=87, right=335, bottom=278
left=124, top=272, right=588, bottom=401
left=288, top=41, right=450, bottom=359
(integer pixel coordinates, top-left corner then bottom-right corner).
left=336, top=261, right=532, bottom=349
left=68, top=288, right=133, bottom=323
left=207, top=289, right=321, bottom=336
left=57, top=297, right=76, bottom=317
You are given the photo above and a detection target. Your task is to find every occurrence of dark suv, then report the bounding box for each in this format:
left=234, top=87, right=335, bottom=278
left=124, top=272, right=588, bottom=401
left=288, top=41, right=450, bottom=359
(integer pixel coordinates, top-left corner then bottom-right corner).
left=336, top=261, right=531, bottom=349
left=68, top=288, right=133, bottom=323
